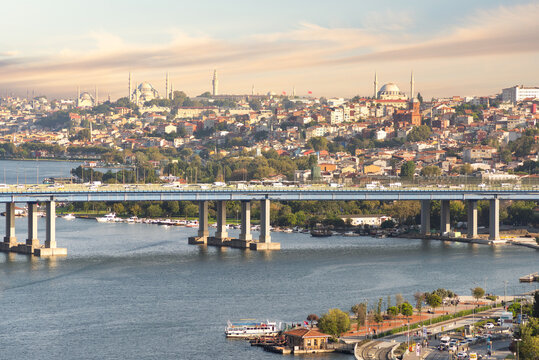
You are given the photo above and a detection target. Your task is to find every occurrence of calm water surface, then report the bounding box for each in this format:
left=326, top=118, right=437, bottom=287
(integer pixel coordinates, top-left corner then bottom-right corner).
left=0, top=219, right=537, bottom=359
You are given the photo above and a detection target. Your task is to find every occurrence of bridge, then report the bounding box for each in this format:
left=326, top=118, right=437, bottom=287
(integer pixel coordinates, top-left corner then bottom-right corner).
left=0, top=183, right=537, bottom=256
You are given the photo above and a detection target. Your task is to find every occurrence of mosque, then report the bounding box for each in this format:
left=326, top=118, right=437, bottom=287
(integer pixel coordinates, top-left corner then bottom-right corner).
left=128, top=73, right=172, bottom=105
left=372, top=72, right=416, bottom=109
left=76, top=87, right=98, bottom=108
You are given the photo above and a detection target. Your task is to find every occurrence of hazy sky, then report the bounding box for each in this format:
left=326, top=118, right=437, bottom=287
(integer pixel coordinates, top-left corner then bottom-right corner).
left=1, top=0, right=538, bottom=100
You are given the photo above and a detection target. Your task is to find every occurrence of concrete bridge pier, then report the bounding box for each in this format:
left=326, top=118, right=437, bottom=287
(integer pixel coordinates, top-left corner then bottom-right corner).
left=489, top=198, right=500, bottom=241
left=16, top=202, right=40, bottom=254
left=467, top=200, right=478, bottom=238
left=0, top=202, right=17, bottom=251
left=230, top=201, right=254, bottom=249
left=440, top=200, right=450, bottom=235
left=35, top=201, right=66, bottom=256
left=188, top=201, right=209, bottom=245
left=250, top=199, right=280, bottom=250
left=215, top=201, right=229, bottom=240
left=420, top=200, right=431, bottom=236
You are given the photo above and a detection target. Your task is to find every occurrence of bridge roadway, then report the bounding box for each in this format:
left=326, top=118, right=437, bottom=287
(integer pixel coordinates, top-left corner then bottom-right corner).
left=0, top=183, right=537, bottom=257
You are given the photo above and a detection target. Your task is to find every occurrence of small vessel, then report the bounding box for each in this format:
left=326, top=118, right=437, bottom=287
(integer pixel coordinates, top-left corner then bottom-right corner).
left=310, top=228, right=333, bottom=237
left=225, top=320, right=281, bottom=338
left=96, top=213, right=118, bottom=223
left=185, top=220, right=199, bottom=228
left=125, top=216, right=139, bottom=224
left=62, top=213, right=76, bottom=220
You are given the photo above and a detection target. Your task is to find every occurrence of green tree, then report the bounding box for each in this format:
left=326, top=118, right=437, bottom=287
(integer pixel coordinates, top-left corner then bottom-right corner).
left=146, top=204, right=163, bottom=218
left=518, top=318, right=539, bottom=360
left=317, top=308, right=351, bottom=338
left=400, top=161, right=416, bottom=178
left=534, top=291, right=539, bottom=318
left=407, top=125, right=432, bottom=142
left=425, top=293, right=442, bottom=312
left=307, top=137, right=328, bottom=151
left=400, top=302, right=414, bottom=317
left=113, top=203, right=125, bottom=215
left=471, top=287, right=485, bottom=302
left=420, top=165, right=441, bottom=177
left=351, top=303, right=367, bottom=328
left=414, top=292, right=425, bottom=320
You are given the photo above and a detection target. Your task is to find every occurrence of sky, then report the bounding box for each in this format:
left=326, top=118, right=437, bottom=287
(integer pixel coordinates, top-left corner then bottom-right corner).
left=0, top=0, right=538, bottom=100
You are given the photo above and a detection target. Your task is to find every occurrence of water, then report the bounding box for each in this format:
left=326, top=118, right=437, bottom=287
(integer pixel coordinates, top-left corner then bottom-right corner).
left=0, top=159, right=80, bottom=184
left=0, top=161, right=537, bottom=359
left=0, top=218, right=537, bottom=359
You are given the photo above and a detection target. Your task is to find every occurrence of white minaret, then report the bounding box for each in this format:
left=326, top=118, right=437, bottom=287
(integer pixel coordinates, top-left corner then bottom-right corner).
left=128, top=72, right=132, bottom=102
left=292, top=86, right=296, bottom=97
left=410, top=70, right=415, bottom=100
left=251, top=84, right=255, bottom=96
left=374, top=72, right=378, bottom=98
left=170, top=83, right=174, bottom=100
left=165, top=72, right=169, bottom=100
left=212, top=69, right=219, bottom=96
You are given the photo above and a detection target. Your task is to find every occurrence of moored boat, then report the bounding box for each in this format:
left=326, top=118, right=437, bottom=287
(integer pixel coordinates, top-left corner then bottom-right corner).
left=62, top=213, right=76, bottom=220
left=225, top=320, right=281, bottom=338
left=96, top=213, right=118, bottom=223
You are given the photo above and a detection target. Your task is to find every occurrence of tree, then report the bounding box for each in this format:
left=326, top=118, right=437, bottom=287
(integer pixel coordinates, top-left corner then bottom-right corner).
left=307, top=137, right=328, bottom=151
left=351, top=303, right=367, bottom=328
left=518, top=318, right=539, bottom=360
left=407, top=125, right=432, bottom=142
left=317, top=308, right=351, bottom=338
left=425, top=293, right=442, bottom=312
left=417, top=92, right=423, bottom=104
left=400, top=161, right=416, bottom=178
left=113, top=203, right=125, bottom=215
left=459, top=163, right=474, bottom=175
left=400, top=302, right=414, bottom=317
left=306, top=314, right=319, bottom=328
left=146, top=204, right=163, bottom=218
left=414, top=292, right=425, bottom=320
left=248, top=99, right=261, bottom=111
left=534, top=291, right=539, bottom=318
left=471, top=287, right=485, bottom=303
left=420, top=166, right=441, bottom=177
left=387, top=306, right=399, bottom=318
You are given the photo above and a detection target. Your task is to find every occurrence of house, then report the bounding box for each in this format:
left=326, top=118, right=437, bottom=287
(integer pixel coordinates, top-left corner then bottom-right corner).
left=340, top=215, right=392, bottom=227
left=284, top=328, right=331, bottom=351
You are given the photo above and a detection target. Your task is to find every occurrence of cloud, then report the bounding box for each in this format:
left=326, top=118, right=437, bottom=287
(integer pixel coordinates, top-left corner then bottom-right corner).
left=0, top=3, right=538, bottom=98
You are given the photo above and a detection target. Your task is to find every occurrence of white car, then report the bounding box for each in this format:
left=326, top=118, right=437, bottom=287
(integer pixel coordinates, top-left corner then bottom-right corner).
left=484, top=322, right=494, bottom=329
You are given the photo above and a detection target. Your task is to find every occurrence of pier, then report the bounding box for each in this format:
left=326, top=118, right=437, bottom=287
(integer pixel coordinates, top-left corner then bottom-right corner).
left=0, top=183, right=537, bottom=256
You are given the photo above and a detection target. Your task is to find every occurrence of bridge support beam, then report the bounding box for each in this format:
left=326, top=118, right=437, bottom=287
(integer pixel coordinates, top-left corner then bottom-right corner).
left=489, top=198, right=500, bottom=241
left=440, top=200, right=450, bottom=235
left=35, top=200, right=66, bottom=256
left=2, top=202, right=17, bottom=249
left=420, top=200, right=431, bottom=236
left=215, top=201, right=228, bottom=240
left=27, top=202, right=40, bottom=248
left=250, top=199, right=280, bottom=250
left=198, top=201, right=209, bottom=239
left=467, top=200, right=478, bottom=239
left=239, top=201, right=252, bottom=241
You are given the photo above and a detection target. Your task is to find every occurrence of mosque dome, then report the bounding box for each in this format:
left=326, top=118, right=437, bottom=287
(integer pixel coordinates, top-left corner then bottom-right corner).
left=379, top=83, right=400, bottom=94
left=139, top=82, right=154, bottom=92
left=80, top=92, right=93, bottom=101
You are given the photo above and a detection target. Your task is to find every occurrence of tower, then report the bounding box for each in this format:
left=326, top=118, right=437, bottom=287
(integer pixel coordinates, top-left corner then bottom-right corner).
left=374, top=72, right=378, bottom=99
left=292, top=86, right=296, bottom=97
left=252, top=84, right=255, bottom=96
left=165, top=72, right=169, bottom=100
left=170, top=83, right=174, bottom=100
left=410, top=70, right=415, bottom=100
left=128, top=72, right=132, bottom=102
left=212, top=69, right=218, bottom=96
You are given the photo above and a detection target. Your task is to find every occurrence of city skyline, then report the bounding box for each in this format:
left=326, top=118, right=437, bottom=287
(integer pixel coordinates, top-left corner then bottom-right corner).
left=0, top=0, right=538, bottom=99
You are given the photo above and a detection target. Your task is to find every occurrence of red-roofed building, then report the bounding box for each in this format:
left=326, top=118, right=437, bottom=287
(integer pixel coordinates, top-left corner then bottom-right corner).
left=284, top=328, right=331, bottom=350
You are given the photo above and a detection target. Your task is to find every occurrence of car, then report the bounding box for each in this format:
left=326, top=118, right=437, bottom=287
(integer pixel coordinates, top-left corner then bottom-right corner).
left=484, top=322, right=494, bottom=329
left=456, top=351, right=467, bottom=359
left=448, top=344, right=457, bottom=352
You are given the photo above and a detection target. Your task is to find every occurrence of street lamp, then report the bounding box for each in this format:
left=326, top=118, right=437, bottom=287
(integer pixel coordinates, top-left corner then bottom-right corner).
left=514, top=338, right=521, bottom=360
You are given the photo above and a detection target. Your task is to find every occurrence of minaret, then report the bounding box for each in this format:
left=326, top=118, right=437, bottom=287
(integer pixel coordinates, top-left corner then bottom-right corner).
left=374, top=72, right=378, bottom=99
left=410, top=70, right=415, bottom=100
left=165, top=72, right=169, bottom=100
left=77, top=86, right=80, bottom=102
left=212, top=69, right=218, bottom=96
left=251, top=84, right=255, bottom=96
left=95, top=85, right=99, bottom=106
left=128, top=72, right=132, bottom=102
left=292, top=86, right=296, bottom=97
left=170, top=83, right=174, bottom=100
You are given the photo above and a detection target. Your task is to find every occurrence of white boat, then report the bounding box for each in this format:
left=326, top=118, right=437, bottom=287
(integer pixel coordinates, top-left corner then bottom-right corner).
left=62, top=213, right=76, bottom=220
left=185, top=220, right=199, bottom=228
left=125, top=216, right=139, bottom=224
left=225, top=320, right=281, bottom=338
left=96, top=213, right=118, bottom=223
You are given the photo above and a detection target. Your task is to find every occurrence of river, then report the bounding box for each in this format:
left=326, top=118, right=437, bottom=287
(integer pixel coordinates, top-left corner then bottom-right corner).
left=0, top=161, right=537, bottom=359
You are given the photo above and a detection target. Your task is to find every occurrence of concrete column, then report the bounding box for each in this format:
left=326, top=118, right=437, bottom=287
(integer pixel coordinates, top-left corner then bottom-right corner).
left=4, top=202, right=17, bottom=246
left=198, top=201, right=209, bottom=238
left=440, top=200, right=450, bottom=235
left=420, top=200, right=431, bottom=236
left=45, top=201, right=56, bottom=249
left=489, top=198, right=500, bottom=241
left=27, top=202, right=39, bottom=247
left=239, top=201, right=252, bottom=241
left=467, top=200, right=478, bottom=239
left=215, top=201, right=228, bottom=239
left=259, top=199, right=271, bottom=243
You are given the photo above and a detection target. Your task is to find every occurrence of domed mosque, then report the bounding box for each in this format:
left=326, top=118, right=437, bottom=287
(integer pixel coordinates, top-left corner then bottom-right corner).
left=131, top=81, right=159, bottom=105
left=377, top=82, right=407, bottom=100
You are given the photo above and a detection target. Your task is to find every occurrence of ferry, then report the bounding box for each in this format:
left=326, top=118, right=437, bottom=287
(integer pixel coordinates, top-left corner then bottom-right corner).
left=225, top=320, right=281, bottom=338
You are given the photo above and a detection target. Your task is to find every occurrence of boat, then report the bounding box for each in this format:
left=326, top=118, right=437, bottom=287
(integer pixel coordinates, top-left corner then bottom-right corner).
left=96, top=213, right=118, bottom=223
left=185, top=220, right=199, bottom=228
left=225, top=320, right=281, bottom=338
left=125, top=216, right=139, bottom=224
left=62, top=213, right=76, bottom=220
left=310, top=228, right=333, bottom=237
